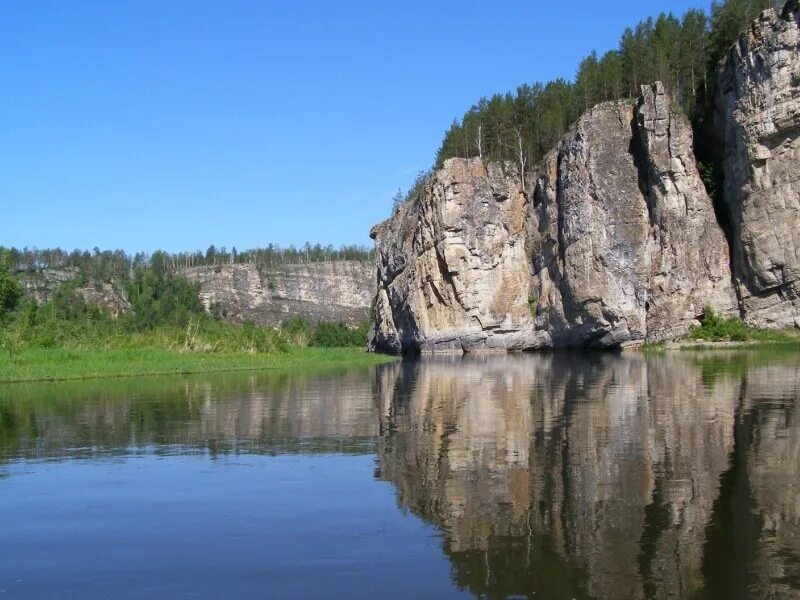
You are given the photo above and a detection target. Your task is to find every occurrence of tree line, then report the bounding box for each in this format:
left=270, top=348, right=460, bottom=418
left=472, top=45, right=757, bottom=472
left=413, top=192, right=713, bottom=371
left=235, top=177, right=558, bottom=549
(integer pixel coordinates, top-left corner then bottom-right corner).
left=0, top=243, right=376, bottom=282
left=432, top=0, right=785, bottom=181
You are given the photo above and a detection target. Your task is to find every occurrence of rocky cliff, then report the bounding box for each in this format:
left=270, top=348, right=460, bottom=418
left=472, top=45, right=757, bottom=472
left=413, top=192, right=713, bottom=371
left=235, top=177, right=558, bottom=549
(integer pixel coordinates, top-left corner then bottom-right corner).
left=19, top=269, right=132, bottom=317
left=18, top=260, right=374, bottom=326
left=371, top=84, right=737, bottom=352
left=370, top=5, right=800, bottom=354
left=182, top=260, right=374, bottom=326
left=715, top=0, right=800, bottom=328
left=370, top=160, right=532, bottom=352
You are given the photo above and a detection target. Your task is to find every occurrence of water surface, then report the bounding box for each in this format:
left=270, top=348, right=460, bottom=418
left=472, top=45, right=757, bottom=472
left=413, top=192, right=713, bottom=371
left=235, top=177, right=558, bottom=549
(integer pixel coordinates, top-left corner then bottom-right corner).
left=1, top=351, right=799, bottom=599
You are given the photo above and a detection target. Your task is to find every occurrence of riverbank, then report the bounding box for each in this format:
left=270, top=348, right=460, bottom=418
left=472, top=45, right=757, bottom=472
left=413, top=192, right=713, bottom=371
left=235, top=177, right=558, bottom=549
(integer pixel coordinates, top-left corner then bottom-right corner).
left=0, top=347, right=397, bottom=384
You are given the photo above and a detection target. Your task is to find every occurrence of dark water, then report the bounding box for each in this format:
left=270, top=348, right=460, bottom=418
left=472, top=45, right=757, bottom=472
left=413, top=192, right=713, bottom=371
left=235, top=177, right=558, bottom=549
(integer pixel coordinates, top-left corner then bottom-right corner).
left=1, top=351, right=799, bottom=599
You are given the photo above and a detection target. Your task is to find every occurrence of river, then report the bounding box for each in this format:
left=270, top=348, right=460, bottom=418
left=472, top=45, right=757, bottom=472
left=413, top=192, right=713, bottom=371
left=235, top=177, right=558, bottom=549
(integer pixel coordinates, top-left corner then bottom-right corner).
left=1, top=350, right=798, bottom=598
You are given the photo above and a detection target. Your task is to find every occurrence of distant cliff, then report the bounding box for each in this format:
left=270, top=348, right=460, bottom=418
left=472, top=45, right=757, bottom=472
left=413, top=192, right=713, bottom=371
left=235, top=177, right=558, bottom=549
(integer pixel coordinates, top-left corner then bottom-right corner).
left=18, top=260, right=375, bottom=327
left=182, top=261, right=374, bottom=326
left=369, top=4, right=800, bottom=353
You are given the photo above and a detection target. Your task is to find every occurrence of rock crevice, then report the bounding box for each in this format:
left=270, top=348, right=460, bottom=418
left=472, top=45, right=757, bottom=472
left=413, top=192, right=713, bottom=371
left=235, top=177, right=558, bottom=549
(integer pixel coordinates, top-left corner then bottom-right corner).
left=369, top=84, right=739, bottom=353
left=714, top=0, right=800, bottom=327
left=370, top=6, right=800, bottom=354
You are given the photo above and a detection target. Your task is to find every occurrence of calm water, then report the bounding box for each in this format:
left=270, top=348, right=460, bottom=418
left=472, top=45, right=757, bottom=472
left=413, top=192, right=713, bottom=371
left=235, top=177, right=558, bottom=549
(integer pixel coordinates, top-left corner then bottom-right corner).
left=1, top=351, right=799, bottom=599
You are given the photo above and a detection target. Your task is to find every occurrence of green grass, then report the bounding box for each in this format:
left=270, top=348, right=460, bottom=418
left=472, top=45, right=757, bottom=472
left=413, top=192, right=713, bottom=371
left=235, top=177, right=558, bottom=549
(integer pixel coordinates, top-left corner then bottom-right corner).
left=0, top=346, right=396, bottom=384
left=686, top=306, right=799, bottom=344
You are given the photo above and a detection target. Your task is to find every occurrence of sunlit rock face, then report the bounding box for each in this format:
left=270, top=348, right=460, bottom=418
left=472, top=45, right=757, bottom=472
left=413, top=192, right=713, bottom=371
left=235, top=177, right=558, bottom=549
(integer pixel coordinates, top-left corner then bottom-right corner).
left=376, top=352, right=800, bottom=599
left=183, top=261, right=374, bottom=326
left=531, top=83, right=736, bottom=348
left=369, top=85, right=737, bottom=354
left=369, top=160, right=537, bottom=353
left=715, top=1, right=800, bottom=328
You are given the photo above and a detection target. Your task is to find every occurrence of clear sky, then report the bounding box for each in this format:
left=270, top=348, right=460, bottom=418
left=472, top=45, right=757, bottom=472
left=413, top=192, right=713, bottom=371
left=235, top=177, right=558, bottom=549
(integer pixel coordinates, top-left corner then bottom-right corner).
left=2, top=0, right=707, bottom=254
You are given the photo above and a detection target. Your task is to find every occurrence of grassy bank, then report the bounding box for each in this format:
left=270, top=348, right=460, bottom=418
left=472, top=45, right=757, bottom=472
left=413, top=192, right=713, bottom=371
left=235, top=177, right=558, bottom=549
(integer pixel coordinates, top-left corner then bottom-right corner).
left=683, top=307, right=800, bottom=345
left=0, top=346, right=396, bottom=384
left=0, top=264, right=396, bottom=384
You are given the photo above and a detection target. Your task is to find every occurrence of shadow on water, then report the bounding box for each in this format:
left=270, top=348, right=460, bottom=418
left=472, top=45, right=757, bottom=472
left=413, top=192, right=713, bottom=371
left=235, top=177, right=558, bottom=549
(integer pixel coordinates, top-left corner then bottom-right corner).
left=1, top=349, right=799, bottom=598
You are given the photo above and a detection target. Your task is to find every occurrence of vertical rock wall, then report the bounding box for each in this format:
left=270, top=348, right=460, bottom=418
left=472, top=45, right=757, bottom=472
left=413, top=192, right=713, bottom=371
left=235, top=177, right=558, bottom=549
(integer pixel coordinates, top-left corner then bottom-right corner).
left=371, top=84, right=737, bottom=353
left=715, top=1, right=800, bottom=327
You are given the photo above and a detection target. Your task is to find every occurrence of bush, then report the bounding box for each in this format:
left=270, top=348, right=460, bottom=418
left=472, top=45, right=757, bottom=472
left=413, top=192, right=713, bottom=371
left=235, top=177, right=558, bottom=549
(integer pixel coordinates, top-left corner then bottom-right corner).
left=312, top=321, right=369, bottom=347
left=689, top=306, right=751, bottom=341
left=126, top=269, right=205, bottom=330
left=0, top=265, right=23, bottom=323
left=283, top=317, right=313, bottom=347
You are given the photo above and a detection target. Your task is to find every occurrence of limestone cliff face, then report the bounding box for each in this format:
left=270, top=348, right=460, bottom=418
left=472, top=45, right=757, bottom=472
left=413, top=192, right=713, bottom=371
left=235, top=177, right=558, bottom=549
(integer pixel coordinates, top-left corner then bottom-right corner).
left=18, top=269, right=131, bottom=318
left=370, top=84, right=737, bottom=353
left=370, top=160, right=534, bottom=352
left=18, top=260, right=374, bottom=326
left=715, top=1, right=800, bottom=327
left=182, top=260, right=374, bottom=326
left=531, top=83, right=736, bottom=348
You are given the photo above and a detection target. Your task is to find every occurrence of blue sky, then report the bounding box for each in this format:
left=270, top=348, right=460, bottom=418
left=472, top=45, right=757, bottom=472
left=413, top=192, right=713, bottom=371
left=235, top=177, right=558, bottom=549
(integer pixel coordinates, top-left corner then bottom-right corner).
left=2, top=0, right=707, bottom=253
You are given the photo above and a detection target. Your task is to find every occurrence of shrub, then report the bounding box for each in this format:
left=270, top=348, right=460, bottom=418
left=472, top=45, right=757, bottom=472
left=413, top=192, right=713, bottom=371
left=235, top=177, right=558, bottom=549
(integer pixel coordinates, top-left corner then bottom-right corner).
left=0, top=265, right=23, bottom=323
left=311, top=321, right=369, bottom=348
left=689, top=306, right=750, bottom=341
left=283, top=317, right=313, bottom=347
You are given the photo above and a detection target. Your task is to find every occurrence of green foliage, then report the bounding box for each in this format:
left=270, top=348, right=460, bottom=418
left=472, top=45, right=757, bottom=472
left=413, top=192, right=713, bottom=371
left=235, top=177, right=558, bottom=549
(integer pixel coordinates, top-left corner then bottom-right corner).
left=312, top=321, right=369, bottom=348
left=528, top=291, right=537, bottom=318
left=283, top=317, right=313, bottom=347
left=0, top=242, right=375, bottom=277
left=0, top=265, right=23, bottom=323
left=690, top=306, right=750, bottom=341
left=283, top=317, right=369, bottom=348
left=391, top=170, right=432, bottom=213
left=433, top=0, right=786, bottom=178
left=127, top=261, right=205, bottom=330
left=708, top=0, right=780, bottom=65
left=688, top=306, right=797, bottom=342
left=698, top=161, right=719, bottom=199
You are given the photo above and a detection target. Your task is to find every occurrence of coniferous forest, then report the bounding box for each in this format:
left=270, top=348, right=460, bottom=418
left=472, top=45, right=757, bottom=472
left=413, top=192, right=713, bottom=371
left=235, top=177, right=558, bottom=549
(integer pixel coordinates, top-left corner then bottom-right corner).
left=430, top=0, right=785, bottom=183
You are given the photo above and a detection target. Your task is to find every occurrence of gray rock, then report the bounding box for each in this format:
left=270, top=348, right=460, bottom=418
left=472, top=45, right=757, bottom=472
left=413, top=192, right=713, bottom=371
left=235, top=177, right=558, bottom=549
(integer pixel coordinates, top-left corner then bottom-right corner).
left=183, top=261, right=374, bottom=326
left=18, top=268, right=131, bottom=318
left=715, top=1, right=800, bottom=327
left=369, top=159, right=540, bottom=353
left=370, top=85, right=737, bottom=353
left=532, top=84, right=736, bottom=347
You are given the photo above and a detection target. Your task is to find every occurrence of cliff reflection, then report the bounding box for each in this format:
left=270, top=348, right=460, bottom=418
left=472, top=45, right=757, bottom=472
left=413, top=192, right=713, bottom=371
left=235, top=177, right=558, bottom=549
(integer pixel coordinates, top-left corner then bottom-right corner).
left=0, top=367, right=382, bottom=461
left=376, top=351, right=800, bottom=599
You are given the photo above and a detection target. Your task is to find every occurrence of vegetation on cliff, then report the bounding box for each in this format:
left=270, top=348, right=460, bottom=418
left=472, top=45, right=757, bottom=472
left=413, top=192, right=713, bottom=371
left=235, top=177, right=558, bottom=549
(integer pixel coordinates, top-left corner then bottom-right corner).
left=687, top=307, right=799, bottom=343
left=0, top=242, right=375, bottom=280
left=0, top=262, right=384, bottom=383
left=431, top=0, right=785, bottom=176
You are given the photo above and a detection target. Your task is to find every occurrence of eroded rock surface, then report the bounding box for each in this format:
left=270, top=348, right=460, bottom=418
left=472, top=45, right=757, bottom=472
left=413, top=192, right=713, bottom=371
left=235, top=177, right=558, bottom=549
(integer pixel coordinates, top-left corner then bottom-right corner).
left=370, top=84, right=737, bottom=353
left=715, top=1, right=800, bottom=327
left=183, top=261, right=374, bottom=326
left=531, top=83, right=736, bottom=348
left=18, top=268, right=131, bottom=317
left=370, top=160, right=536, bottom=352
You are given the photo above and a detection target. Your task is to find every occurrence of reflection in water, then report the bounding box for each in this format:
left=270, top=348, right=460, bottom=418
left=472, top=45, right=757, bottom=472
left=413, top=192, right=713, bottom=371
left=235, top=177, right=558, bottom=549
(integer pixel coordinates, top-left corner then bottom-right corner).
left=1, top=352, right=799, bottom=598
left=0, top=368, right=381, bottom=461
left=376, top=352, right=800, bottom=599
